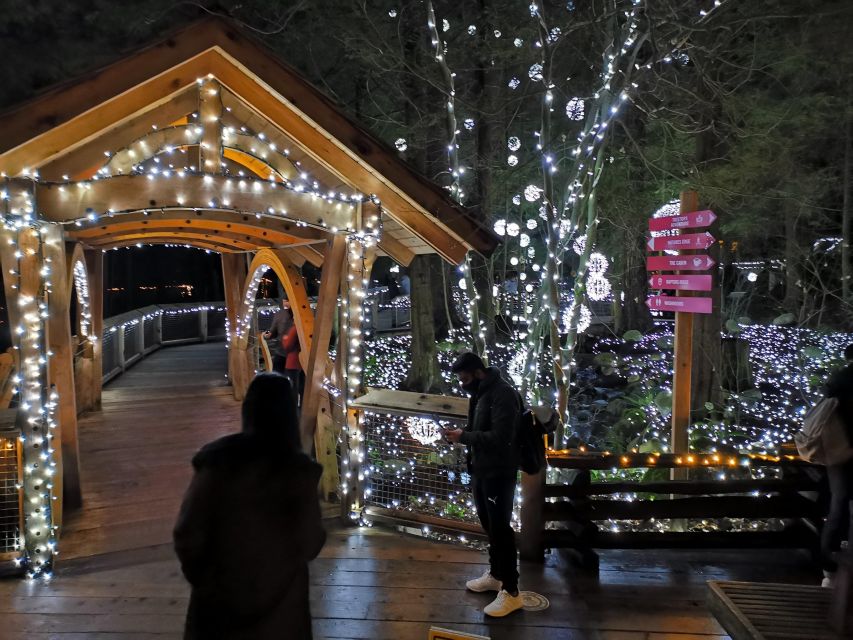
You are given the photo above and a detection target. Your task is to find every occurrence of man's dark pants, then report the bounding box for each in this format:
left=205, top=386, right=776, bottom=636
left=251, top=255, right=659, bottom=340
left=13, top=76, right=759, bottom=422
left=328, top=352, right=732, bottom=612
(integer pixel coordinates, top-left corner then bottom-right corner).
left=272, top=355, right=287, bottom=374
left=472, top=472, right=518, bottom=593
left=822, top=459, right=853, bottom=572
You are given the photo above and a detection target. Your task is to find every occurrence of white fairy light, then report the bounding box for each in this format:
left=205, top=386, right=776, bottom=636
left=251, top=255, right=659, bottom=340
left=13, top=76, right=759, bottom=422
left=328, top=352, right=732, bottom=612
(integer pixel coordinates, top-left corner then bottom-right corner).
left=506, top=222, right=520, bottom=237
left=394, top=138, right=407, bottom=151
left=493, top=219, right=507, bottom=236
left=507, top=155, right=518, bottom=167
left=524, top=185, right=542, bottom=202
left=508, top=137, right=521, bottom=152
left=587, top=252, right=609, bottom=275
left=566, top=97, right=585, bottom=121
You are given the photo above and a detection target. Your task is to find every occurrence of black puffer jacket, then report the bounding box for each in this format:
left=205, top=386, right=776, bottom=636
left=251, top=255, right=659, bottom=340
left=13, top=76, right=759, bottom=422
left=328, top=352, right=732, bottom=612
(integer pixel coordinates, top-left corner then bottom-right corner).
left=827, top=363, right=853, bottom=432
left=459, top=367, right=521, bottom=477
left=174, top=433, right=325, bottom=639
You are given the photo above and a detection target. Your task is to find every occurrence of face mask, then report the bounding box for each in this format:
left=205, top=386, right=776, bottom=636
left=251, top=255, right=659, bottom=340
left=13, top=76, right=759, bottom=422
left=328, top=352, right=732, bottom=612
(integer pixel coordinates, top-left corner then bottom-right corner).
left=461, top=379, right=480, bottom=393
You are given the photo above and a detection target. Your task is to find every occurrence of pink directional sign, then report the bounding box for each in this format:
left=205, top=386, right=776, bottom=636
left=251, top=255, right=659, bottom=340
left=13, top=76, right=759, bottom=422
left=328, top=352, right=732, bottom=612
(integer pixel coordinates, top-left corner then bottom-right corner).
left=646, top=254, right=716, bottom=271
left=649, top=274, right=713, bottom=292
left=647, top=232, right=715, bottom=252
left=648, top=210, right=716, bottom=232
left=646, top=295, right=712, bottom=314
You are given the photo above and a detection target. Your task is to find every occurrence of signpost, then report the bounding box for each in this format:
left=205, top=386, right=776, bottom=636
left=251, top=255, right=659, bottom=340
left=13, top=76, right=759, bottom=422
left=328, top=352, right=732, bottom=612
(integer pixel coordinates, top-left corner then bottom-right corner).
left=645, top=191, right=717, bottom=480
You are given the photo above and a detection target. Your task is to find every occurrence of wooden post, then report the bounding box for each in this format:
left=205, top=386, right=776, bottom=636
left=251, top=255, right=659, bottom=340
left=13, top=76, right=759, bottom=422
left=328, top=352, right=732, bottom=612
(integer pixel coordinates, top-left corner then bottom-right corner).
left=116, top=327, right=126, bottom=373
left=519, top=468, right=546, bottom=561
left=85, top=249, right=103, bottom=410
left=43, top=230, right=82, bottom=511
left=671, top=190, right=699, bottom=481
left=222, top=253, right=250, bottom=400
left=300, top=236, right=346, bottom=453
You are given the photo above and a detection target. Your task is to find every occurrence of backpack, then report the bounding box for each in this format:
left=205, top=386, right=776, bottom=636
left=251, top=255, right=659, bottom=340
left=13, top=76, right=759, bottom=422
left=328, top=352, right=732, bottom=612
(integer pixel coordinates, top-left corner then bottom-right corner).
left=794, top=397, right=853, bottom=465
left=516, top=404, right=558, bottom=475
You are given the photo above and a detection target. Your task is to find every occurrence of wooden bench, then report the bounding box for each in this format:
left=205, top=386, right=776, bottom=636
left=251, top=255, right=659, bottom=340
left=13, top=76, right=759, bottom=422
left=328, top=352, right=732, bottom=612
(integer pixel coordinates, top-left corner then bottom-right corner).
left=519, top=450, right=823, bottom=569
left=707, top=580, right=836, bottom=639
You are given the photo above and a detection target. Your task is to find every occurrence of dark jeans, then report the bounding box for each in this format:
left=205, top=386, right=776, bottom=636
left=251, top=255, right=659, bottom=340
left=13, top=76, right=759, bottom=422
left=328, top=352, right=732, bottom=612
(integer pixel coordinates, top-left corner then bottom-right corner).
left=271, top=355, right=287, bottom=374
left=472, top=472, right=518, bottom=593
left=822, top=459, right=853, bottom=572
left=283, top=369, right=304, bottom=407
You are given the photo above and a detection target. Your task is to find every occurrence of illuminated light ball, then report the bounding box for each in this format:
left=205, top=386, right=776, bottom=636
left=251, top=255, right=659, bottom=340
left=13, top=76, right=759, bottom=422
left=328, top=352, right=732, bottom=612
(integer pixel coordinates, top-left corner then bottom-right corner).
left=524, top=185, right=543, bottom=202
left=512, top=194, right=522, bottom=206
left=519, top=233, right=530, bottom=248
left=519, top=272, right=527, bottom=281
left=394, top=138, right=407, bottom=151
left=528, top=63, right=544, bottom=81
left=529, top=2, right=538, bottom=16
left=388, top=9, right=397, bottom=17
left=559, top=219, right=574, bottom=236
left=566, top=97, right=585, bottom=121
left=747, top=272, right=758, bottom=282
left=468, top=25, right=477, bottom=35
left=506, top=222, right=520, bottom=237
left=493, top=218, right=507, bottom=236
left=510, top=257, right=519, bottom=266
left=514, top=38, right=523, bottom=47
left=587, top=252, right=609, bottom=275
left=464, top=118, right=475, bottom=130
left=578, top=305, right=591, bottom=332
left=572, top=234, right=586, bottom=255
left=532, top=263, right=541, bottom=271
left=539, top=205, right=549, bottom=220
left=549, top=27, right=561, bottom=41
left=587, top=275, right=612, bottom=301
left=508, top=77, right=521, bottom=90
left=458, top=278, right=467, bottom=290
left=508, top=136, right=521, bottom=151
left=507, top=155, right=518, bottom=167
left=443, top=19, right=450, bottom=31
left=406, top=417, right=442, bottom=445
left=494, top=29, right=501, bottom=38
left=525, top=284, right=534, bottom=293
left=526, top=218, right=538, bottom=230
left=527, top=247, right=536, bottom=259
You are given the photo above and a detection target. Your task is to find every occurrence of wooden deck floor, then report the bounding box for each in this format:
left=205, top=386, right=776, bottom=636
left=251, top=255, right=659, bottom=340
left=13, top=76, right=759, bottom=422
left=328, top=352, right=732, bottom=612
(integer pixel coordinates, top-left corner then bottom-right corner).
left=0, top=343, right=824, bottom=639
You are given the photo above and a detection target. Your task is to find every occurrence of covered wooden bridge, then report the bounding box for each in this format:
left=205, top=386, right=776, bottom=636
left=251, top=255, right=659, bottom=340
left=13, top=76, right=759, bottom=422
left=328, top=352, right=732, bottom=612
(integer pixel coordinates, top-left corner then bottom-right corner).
left=0, top=16, right=496, bottom=577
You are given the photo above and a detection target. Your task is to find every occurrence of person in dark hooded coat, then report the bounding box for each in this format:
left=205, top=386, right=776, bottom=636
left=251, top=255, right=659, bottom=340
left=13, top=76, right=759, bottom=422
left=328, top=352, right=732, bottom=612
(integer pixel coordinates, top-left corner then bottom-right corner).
left=174, top=373, right=326, bottom=639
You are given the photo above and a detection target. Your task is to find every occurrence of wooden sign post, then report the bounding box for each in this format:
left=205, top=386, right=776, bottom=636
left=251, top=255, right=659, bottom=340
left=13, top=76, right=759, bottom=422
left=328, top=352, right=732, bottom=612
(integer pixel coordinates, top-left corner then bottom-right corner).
left=645, top=190, right=718, bottom=480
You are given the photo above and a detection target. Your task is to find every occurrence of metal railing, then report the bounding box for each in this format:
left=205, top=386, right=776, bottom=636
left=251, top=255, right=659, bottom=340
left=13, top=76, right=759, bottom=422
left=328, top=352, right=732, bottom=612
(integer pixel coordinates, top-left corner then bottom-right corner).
left=0, top=420, right=21, bottom=565
left=101, top=303, right=228, bottom=383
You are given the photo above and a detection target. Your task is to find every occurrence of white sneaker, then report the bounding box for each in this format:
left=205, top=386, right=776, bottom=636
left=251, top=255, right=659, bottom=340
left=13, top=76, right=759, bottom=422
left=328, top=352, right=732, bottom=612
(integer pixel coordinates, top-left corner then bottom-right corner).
left=822, top=570, right=835, bottom=589
left=484, top=589, right=524, bottom=617
left=466, top=570, right=502, bottom=593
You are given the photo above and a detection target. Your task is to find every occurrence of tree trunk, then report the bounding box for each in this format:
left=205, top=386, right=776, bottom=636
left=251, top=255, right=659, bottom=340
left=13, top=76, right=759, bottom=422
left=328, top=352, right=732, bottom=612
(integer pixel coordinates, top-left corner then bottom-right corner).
left=404, top=254, right=445, bottom=392
left=783, top=206, right=801, bottom=317
left=615, top=227, right=652, bottom=334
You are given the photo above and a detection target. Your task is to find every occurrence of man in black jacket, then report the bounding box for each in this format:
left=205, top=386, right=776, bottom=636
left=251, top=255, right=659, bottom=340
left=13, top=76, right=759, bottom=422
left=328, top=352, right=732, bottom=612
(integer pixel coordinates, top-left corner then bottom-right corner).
left=443, top=352, right=523, bottom=617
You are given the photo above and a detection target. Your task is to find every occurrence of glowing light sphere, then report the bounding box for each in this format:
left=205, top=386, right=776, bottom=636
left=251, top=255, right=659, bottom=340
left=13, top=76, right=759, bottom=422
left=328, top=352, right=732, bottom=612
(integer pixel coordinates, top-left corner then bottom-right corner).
left=566, top=97, right=585, bottom=121
left=493, top=219, right=507, bottom=236
left=506, top=222, right=521, bottom=237
left=526, top=218, right=538, bottom=230
left=587, top=252, right=609, bottom=275
left=572, top=234, right=587, bottom=255
left=587, top=275, right=612, bottom=301
left=508, top=77, right=521, bottom=90
left=524, top=185, right=542, bottom=202
left=549, top=27, right=562, bottom=41
left=406, top=417, right=442, bottom=445
left=442, top=19, right=450, bottom=31
left=527, top=247, right=537, bottom=259
left=494, top=29, right=501, bottom=38
left=467, top=25, right=477, bottom=35
left=578, top=305, right=592, bottom=332
left=464, top=118, right=475, bottom=130
left=394, top=138, right=407, bottom=151
left=508, top=136, right=521, bottom=151
left=512, top=194, right=522, bottom=206
left=528, top=64, right=544, bottom=81
left=520, top=233, right=530, bottom=248
left=458, top=278, right=467, bottom=290
left=747, top=272, right=759, bottom=282
left=388, top=9, right=397, bottom=17
left=510, top=257, right=519, bottom=266
left=514, top=38, right=523, bottom=47
left=507, top=155, right=518, bottom=166
left=525, top=283, right=534, bottom=293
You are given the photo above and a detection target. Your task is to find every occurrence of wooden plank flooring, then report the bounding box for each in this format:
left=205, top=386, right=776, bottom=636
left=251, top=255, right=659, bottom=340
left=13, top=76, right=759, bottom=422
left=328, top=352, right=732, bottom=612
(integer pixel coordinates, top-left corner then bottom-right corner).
left=0, top=343, right=825, bottom=638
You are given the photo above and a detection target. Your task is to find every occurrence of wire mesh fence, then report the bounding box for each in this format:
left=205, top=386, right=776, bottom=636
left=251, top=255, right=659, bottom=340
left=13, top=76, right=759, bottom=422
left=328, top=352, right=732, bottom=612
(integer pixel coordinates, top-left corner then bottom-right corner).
left=0, top=431, right=20, bottom=556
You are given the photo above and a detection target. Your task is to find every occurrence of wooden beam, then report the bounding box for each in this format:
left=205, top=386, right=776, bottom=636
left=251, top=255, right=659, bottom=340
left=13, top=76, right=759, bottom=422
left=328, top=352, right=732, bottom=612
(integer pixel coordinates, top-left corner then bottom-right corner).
left=221, top=253, right=250, bottom=400
left=79, top=231, right=274, bottom=252
left=225, top=132, right=296, bottom=180
left=44, top=228, right=83, bottom=511
left=84, top=249, right=104, bottom=410
left=0, top=50, right=219, bottom=176
left=30, top=175, right=356, bottom=232
left=102, top=125, right=199, bottom=176
left=40, top=90, right=199, bottom=181
left=300, top=235, right=346, bottom=452
left=198, top=78, right=223, bottom=173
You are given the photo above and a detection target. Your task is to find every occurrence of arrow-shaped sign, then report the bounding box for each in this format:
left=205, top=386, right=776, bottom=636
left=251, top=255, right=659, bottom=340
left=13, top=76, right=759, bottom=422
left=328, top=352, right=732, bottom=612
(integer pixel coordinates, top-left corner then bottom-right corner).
left=648, top=274, right=713, bottom=292
left=648, top=210, right=717, bottom=232
left=647, top=232, right=715, bottom=252
left=646, top=295, right=713, bottom=314
left=646, top=255, right=716, bottom=271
